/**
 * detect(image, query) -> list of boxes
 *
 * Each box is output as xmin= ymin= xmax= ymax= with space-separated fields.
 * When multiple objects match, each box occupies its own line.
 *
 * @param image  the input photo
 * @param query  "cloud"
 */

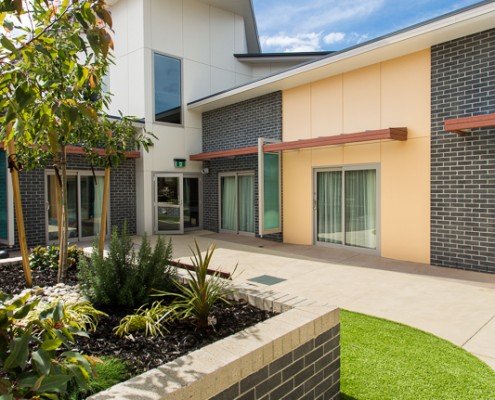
xmin=323 ymin=32 xmax=346 ymax=45
xmin=260 ymin=32 xmax=323 ymax=52
xmin=255 ymin=0 xmax=385 ymax=37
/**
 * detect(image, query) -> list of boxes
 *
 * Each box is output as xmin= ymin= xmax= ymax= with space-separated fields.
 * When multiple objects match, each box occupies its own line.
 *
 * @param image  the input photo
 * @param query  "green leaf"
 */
xmin=32 ymin=348 xmax=51 ymax=375
xmin=3 ymin=329 xmax=30 ymax=370
xmin=35 ymin=374 xmax=70 ymax=394
xmin=41 ymin=338 xmax=63 ymax=351
xmin=13 ymin=302 xmax=35 ymax=319
xmin=0 ymin=393 xmax=13 ymax=400
xmin=53 ymin=301 xmax=64 ymax=322
xmin=66 ymin=364 xmax=89 ymax=388
xmin=0 ymin=36 xmax=16 ymax=53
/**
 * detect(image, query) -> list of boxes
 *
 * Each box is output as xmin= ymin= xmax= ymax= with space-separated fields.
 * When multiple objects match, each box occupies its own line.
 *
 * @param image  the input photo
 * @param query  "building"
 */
xmin=1 ymin=0 xmax=494 ymax=274
xmin=189 ymin=0 xmax=495 ymax=273
xmin=0 ymin=0 xmax=322 ymax=250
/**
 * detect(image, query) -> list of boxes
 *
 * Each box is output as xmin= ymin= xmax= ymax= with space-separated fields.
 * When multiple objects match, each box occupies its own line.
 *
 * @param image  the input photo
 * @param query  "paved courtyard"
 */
xmin=139 ymin=230 xmax=495 ymax=371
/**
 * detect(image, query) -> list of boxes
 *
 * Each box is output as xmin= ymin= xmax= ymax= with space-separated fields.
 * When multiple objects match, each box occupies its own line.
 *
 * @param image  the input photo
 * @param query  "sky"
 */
xmin=252 ymin=0 xmax=482 ymax=52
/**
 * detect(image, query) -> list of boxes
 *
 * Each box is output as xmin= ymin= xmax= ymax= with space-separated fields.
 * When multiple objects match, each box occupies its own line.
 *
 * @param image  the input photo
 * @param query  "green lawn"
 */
xmin=340 ymin=310 xmax=495 ymax=400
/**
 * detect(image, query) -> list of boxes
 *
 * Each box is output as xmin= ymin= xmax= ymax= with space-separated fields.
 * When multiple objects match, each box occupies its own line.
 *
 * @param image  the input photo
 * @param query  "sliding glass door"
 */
xmin=315 ymin=166 xmax=378 ymax=251
xmin=46 ymin=172 xmax=106 ymax=242
xmin=220 ymin=172 xmax=255 ymax=235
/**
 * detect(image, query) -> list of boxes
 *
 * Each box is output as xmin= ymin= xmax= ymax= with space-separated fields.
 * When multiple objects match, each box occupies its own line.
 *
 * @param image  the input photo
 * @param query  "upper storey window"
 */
xmin=154 ymin=52 xmax=182 ymax=125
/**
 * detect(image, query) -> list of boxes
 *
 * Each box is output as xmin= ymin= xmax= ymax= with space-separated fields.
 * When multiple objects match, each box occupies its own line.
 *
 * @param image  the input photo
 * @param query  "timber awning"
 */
xmin=65 ymin=145 xmax=141 ymax=159
xmin=190 ymin=127 xmax=407 ymax=161
xmin=0 ymin=144 xmax=141 ymax=159
xmin=444 ymin=113 xmax=495 ymax=134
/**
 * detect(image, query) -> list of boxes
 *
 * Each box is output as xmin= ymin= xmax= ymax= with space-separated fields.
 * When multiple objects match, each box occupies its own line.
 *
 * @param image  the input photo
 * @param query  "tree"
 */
xmin=0 ymin=0 xmax=152 ymax=283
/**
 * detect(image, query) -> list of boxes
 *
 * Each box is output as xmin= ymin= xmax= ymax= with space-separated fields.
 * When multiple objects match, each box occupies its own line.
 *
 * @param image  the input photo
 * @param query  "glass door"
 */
xmin=183 ymin=176 xmax=200 ymax=230
xmin=220 ymin=175 xmax=236 ymax=231
xmin=155 ymin=174 xmax=183 ymax=234
xmin=219 ymin=172 xmax=255 ymax=235
xmin=47 ymin=174 xmax=79 ymax=241
xmin=238 ymin=174 xmax=255 ymax=234
xmin=315 ymin=170 xmax=342 ymax=244
xmin=80 ymin=175 xmax=105 ymax=238
xmin=314 ymin=167 xmax=378 ymax=251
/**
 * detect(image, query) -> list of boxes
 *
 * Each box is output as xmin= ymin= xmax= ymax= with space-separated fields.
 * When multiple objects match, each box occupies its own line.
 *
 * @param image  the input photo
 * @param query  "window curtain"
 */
xmin=316 ymin=171 xmax=342 ymax=244
xmin=238 ymin=175 xmax=254 ymax=233
xmin=345 ymin=170 xmax=376 ymax=249
xmin=221 ymin=176 xmax=236 ymax=231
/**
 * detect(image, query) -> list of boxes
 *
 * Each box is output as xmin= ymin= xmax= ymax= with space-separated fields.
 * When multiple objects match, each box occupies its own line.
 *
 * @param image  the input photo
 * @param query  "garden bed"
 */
xmin=0 ymin=262 xmax=78 ymax=294
xmin=0 ymin=262 xmax=274 ymax=378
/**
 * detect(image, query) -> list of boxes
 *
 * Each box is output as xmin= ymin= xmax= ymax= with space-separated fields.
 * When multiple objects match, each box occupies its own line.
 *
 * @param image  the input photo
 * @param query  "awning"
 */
xmin=444 ymin=112 xmax=495 ymax=134
xmin=190 ymin=127 xmax=407 ymax=161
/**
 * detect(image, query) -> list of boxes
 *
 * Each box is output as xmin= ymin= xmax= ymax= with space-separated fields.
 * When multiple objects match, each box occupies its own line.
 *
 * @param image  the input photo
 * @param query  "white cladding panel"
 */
xmin=108 ymin=0 xmax=296 ymax=234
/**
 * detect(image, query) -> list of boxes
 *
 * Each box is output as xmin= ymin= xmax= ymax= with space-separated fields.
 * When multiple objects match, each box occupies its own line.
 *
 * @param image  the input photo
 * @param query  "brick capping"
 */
xmin=444 ymin=113 xmax=495 ymax=134
xmin=89 ymin=280 xmax=340 ymax=400
xmin=191 ymin=127 xmax=408 ymax=161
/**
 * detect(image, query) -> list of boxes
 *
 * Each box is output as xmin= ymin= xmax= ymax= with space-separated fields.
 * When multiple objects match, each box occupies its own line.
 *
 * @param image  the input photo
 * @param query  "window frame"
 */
xmin=313 ymin=163 xmax=381 ymax=254
xmin=152 ymin=50 xmax=184 ymax=127
xmin=44 ymin=170 xmax=110 ymax=244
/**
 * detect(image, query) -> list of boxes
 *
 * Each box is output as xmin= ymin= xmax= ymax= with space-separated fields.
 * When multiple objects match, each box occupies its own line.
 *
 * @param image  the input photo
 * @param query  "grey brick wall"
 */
xmin=2 ymin=154 xmax=136 ymax=251
xmin=202 ymin=92 xmax=283 ymax=240
xmin=431 ymin=28 xmax=495 ymax=273
xmin=210 ymin=324 xmax=340 ymax=400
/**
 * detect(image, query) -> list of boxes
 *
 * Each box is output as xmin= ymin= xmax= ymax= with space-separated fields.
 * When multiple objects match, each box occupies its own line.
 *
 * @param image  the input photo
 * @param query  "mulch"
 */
xmin=75 ymin=301 xmax=273 ymax=376
xmin=0 ymin=262 xmax=78 ymax=294
xmin=0 ymin=262 xmax=274 ymax=378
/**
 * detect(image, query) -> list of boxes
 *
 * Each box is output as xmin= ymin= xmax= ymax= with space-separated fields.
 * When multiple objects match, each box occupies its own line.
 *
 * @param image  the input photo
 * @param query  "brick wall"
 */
xmin=202 ymin=92 xmax=282 ymax=240
xmin=210 ymin=324 xmax=340 ymax=400
xmin=431 ymin=28 xmax=495 ymax=273
xmin=3 ymin=154 xmax=136 ymax=250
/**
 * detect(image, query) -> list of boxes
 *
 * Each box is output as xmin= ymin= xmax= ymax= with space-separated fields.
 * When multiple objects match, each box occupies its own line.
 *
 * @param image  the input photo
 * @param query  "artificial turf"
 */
xmin=340 ymin=310 xmax=495 ymax=400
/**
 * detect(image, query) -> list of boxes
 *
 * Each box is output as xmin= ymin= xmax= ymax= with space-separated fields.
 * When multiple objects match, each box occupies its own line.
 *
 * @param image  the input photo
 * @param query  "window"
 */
xmin=262 ymin=152 xmax=281 ymax=233
xmin=154 ymin=53 xmax=182 ymax=124
xmin=315 ymin=167 xmax=378 ymax=251
xmin=46 ymin=171 xmax=107 ymax=242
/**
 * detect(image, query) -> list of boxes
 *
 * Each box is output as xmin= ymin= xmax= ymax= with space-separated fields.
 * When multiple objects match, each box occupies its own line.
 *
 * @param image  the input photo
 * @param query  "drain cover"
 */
xmin=248 ymin=275 xmax=286 ymax=286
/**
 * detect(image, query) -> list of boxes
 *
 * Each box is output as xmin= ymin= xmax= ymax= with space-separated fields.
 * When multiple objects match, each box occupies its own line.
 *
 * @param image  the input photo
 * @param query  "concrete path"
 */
xmin=137 ymin=231 xmax=495 ymax=370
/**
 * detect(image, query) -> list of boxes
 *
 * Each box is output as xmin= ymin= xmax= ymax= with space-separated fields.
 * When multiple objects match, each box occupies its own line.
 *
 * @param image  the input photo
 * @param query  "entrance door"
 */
xmin=219 ymin=172 xmax=255 ymax=235
xmin=155 ymin=174 xmax=183 ymax=234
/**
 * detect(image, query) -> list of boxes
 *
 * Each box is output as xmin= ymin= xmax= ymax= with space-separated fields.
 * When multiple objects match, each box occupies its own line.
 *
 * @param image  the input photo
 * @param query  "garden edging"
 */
xmin=89 ymin=282 xmax=340 ymax=400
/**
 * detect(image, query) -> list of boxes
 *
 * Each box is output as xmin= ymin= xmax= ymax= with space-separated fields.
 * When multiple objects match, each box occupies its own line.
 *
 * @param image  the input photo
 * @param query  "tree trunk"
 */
xmin=56 ymin=147 xmax=69 ymax=283
xmin=6 ymin=139 xmax=32 ymax=288
xmin=98 ymin=166 xmax=110 ymax=257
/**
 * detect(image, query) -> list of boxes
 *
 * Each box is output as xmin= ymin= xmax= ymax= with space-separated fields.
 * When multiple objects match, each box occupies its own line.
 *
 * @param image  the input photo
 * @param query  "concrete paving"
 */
xmin=135 ymin=230 xmax=495 ymax=370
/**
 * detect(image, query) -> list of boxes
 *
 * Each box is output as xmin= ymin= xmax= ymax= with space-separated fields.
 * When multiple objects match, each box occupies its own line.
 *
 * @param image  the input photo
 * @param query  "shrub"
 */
xmin=78 ymin=224 xmax=175 ymax=309
xmin=156 ymin=240 xmax=232 ymax=329
xmin=30 ymin=244 xmax=83 ymax=270
xmin=0 ymin=291 xmax=96 ymax=399
xmin=28 ymin=301 xmax=107 ymax=334
xmin=68 ymin=357 xmax=129 ymax=400
xmin=114 ymin=301 xmax=174 ymax=337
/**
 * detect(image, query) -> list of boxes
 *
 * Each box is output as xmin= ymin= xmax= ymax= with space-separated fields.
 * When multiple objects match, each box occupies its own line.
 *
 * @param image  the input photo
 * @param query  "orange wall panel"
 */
xmin=281 ymin=50 xmax=431 ymax=264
